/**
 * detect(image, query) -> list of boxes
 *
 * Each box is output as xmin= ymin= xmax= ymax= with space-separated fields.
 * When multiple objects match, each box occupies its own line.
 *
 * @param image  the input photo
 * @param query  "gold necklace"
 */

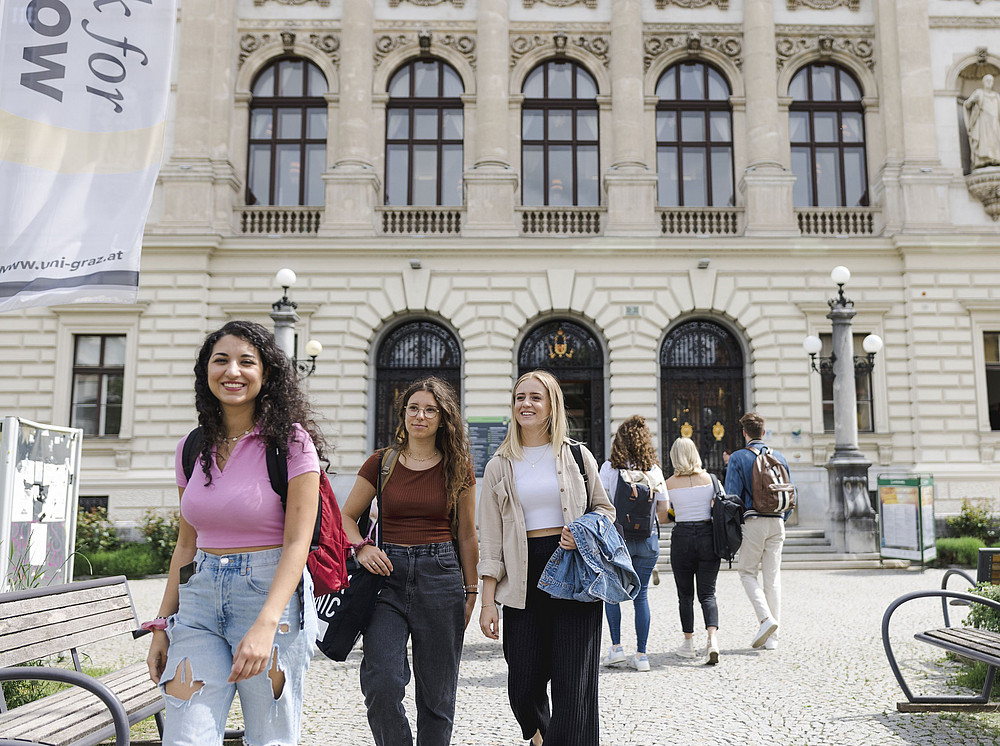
xmin=405 ymin=450 xmax=438 ymax=463
xmin=226 ymin=427 xmax=252 ymax=442
xmin=524 ymin=444 xmax=551 ymax=468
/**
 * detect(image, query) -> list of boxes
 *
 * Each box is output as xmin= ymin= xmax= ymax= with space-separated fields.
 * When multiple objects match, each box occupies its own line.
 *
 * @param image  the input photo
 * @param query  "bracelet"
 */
xmin=465 ymin=590 xmax=478 ymax=595
xmin=350 ymin=538 xmax=374 ymax=559
xmin=140 ymin=617 xmax=168 ymax=631
xmin=463 ymin=584 xmax=478 ymax=591
xmin=481 ymin=603 xmax=496 ymax=608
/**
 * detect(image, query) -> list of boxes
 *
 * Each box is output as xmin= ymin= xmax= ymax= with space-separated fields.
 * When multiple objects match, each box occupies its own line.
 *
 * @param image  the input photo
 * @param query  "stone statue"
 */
xmin=964 ymin=74 xmax=1000 ymax=169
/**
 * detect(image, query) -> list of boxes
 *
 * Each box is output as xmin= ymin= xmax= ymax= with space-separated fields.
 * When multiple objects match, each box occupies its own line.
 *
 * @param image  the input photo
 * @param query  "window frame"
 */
xmin=818 ymin=332 xmax=875 ymax=434
xmin=520 ymin=60 xmax=601 ymax=207
xmin=246 ymin=56 xmax=328 ymax=207
xmin=70 ymin=334 xmax=126 ymax=437
xmin=789 ymin=63 xmax=869 ymax=208
xmin=384 ymin=58 xmax=465 ymax=207
xmin=654 ymin=61 xmax=735 ymax=208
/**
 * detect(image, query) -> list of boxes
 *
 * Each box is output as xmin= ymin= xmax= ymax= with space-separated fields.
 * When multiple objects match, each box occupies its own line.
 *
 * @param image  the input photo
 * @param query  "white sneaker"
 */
xmin=751 ymin=618 xmax=778 ymax=649
xmin=764 ymin=637 xmax=778 ymax=650
xmin=603 ymin=644 xmax=626 ymax=666
xmin=706 ymin=636 xmax=720 ymax=665
xmin=675 ymin=637 xmax=698 ymax=659
xmin=628 ymin=653 xmax=650 ymax=672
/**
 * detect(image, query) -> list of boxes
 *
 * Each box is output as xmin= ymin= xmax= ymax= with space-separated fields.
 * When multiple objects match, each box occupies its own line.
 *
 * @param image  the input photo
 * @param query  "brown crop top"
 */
xmin=358 ymin=452 xmax=474 ymax=545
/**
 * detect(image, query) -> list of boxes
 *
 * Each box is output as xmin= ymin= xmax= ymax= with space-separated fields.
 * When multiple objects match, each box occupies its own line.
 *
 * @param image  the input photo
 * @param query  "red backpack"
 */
xmin=181 ymin=427 xmax=349 ymax=596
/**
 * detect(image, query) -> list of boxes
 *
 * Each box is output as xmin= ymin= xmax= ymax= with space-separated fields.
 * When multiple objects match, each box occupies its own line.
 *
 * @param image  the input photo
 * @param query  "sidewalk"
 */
xmin=105 ymin=567 xmax=999 ymax=745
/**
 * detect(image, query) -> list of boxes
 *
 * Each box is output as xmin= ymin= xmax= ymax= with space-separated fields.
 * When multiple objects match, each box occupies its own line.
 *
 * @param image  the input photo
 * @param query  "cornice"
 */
xmin=786 ymin=0 xmax=858 ymax=10
xmin=253 ymin=0 xmax=329 ymax=6
xmin=655 ymin=0 xmax=729 ymax=9
xmin=523 ymin=0 xmax=598 ymax=8
xmin=388 ymin=0 xmax=465 ymax=7
xmin=930 ymin=16 xmax=1000 ymax=29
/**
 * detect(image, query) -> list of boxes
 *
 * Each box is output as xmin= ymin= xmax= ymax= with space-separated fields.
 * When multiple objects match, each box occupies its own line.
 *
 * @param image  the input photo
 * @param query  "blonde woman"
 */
xmin=478 ymin=370 xmax=615 ymax=746
xmin=660 ymin=437 xmax=721 ymax=664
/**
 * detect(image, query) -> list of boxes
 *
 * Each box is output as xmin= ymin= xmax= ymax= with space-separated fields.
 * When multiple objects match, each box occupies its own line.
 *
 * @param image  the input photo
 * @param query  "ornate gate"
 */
xmin=375 ymin=320 xmax=461 ymax=449
xmin=660 ymin=320 xmax=745 ymax=479
xmin=519 ymin=319 xmax=606 ymax=463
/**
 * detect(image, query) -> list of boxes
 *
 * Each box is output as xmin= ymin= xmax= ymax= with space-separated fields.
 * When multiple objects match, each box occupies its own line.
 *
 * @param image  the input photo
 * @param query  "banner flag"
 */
xmin=0 ymin=0 xmax=177 ymax=313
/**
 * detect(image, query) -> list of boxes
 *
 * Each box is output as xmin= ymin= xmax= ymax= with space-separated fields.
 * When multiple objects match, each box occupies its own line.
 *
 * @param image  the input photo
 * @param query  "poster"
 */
xmin=877 ymin=474 xmax=936 ymax=563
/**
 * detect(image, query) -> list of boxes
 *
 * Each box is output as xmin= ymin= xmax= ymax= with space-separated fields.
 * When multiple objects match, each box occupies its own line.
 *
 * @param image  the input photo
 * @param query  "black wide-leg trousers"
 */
xmin=502 ymin=535 xmax=602 ymax=746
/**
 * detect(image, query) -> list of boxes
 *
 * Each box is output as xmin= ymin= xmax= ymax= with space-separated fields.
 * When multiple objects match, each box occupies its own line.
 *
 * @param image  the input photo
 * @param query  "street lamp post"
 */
xmin=270 ymin=268 xmax=322 ymax=378
xmin=803 ymin=266 xmax=883 ymax=554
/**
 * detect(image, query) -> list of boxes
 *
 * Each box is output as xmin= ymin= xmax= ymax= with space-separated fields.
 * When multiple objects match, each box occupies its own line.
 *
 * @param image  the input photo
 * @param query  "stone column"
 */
xmin=322 ymin=0 xmax=378 ymax=235
xmin=604 ymin=0 xmax=659 ymax=236
xmin=825 ymin=294 xmax=877 ymax=555
xmin=739 ymin=0 xmax=797 ymax=236
xmin=462 ymin=0 xmax=519 ymax=236
xmin=156 ymin=0 xmax=239 ymax=233
xmin=873 ymin=0 xmax=949 ymax=232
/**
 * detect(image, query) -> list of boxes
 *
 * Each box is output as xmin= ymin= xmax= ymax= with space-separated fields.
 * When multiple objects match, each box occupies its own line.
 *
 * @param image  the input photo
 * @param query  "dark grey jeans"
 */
xmin=360 ymin=541 xmax=465 ymax=746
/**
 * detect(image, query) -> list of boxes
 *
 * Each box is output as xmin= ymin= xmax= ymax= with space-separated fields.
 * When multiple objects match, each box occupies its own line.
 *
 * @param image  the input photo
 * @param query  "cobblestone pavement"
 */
xmin=97 ymin=567 xmax=1000 ymax=745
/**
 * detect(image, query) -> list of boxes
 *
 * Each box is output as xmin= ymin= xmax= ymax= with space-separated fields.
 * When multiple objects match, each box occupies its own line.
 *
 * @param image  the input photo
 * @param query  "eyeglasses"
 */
xmin=405 ymin=405 xmax=439 ymax=419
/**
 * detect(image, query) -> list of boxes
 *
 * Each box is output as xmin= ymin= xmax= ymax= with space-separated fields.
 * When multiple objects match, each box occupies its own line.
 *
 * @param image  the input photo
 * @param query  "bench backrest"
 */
xmin=0 ymin=576 xmax=139 ymax=669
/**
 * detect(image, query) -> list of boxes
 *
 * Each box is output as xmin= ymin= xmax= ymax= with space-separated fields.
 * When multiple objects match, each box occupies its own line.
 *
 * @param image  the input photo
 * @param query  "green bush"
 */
xmin=935 ymin=536 xmax=985 ymax=566
xmin=950 ymin=582 xmax=1000 ymax=699
xmin=140 ymin=509 xmax=179 ymax=565
xmin=75 ymin=507 xmax=120 ymax=555
xmin=947 ymin=500 xmax=1000 ymax=544
xmin=83 ymin=543 xmax=163 ymax=578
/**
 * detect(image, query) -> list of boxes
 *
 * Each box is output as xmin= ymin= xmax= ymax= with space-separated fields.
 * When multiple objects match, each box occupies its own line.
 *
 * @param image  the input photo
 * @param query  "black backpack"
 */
xmin=612 ymin=469 xmax=656 ymax=540
xmin=710 ymin=474 xmax=744 ymax=568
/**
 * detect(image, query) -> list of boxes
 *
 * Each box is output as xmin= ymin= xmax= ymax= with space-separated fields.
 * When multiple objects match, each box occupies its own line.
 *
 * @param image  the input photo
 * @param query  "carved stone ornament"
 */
xmin=239 ymin=32 xmax=341 ymax=67
xmin=787 ymin=0 xmax=859 ymax=10
xmin=510 ymin=33 xmax=610 ymax=68
xmin=374 ymin=32 xmax=476 ymax=68
xmin=655 ymin=0 xmax=728 ymax=9
xmin=254 ymin=0 xmax=329 ymax=6
xmin=389 ymin=0 xmax=465 ymax=7
xmin=524 ymin=0 xmax=598 ymax=8
xmin=966 ymin=166 xmax=1000 ymax=221
xmin=644 ymin=31 xmax=743 ymax=71
xmin=775 ymin=30 xmax=874 ymax=71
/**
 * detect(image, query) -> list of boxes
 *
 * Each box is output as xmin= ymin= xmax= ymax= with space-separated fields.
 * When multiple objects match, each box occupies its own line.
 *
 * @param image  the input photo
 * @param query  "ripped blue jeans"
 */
xmin=160 ymin=548 xmax=317 ymax=746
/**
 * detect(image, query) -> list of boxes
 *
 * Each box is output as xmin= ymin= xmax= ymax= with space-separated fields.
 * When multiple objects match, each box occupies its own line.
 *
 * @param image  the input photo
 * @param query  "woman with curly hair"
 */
xmin=146 ymin=320 xmax=328 ymax=745
xmin=340 ymin=376 xmax=478 ymax=746
xmin=598 ymin=415 xmax=668 ymax=672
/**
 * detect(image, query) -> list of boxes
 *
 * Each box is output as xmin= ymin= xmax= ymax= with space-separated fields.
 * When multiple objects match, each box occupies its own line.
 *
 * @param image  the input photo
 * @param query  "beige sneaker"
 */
xmin=675 ymin=637 xmax=698 ymax=659
xmin=628 ymin=653 xmax=651 ymax=672
xmin=706 ymin=635 xmax=720 ymax=665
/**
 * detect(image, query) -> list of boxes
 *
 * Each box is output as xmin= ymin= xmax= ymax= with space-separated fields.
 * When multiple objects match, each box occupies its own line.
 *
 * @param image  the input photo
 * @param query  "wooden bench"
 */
xmin=882 ymin=588 xmax=1000 ymax=711
xmin=0 ymin=575 xmax=164 ymax=746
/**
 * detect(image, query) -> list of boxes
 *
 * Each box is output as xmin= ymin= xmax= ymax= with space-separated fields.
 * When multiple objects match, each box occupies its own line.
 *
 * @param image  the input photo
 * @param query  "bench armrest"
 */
xmin=0 ymin=666 xmax=131 ymax=745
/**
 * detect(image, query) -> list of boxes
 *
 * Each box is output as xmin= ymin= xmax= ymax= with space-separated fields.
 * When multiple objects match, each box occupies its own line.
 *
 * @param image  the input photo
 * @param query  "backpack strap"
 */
xmin=181 ymin=427 xmax=204 ymax=482
xmin=267 ymin=445 xmax=289 ymax=505
xmin=709 ymin=473 xmax=724 ymax=501
xmin=569 ymin=442 xmax=590 ymax=501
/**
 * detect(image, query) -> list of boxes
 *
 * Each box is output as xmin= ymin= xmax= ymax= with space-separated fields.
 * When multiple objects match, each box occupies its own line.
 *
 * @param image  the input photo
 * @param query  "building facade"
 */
xmin=2 ymin=0 xmax=1000 ymax=535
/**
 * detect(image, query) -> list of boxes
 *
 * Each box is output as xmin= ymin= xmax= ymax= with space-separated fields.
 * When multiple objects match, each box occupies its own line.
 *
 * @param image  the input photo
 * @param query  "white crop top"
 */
xmin=669 ymin=482 xmax=715 ymax=522
xmin=513 ymin=444 xmax=564 ymax=531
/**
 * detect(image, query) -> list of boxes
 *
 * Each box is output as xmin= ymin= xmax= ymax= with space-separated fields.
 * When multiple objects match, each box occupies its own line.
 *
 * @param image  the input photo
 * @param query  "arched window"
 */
xmin=247 ymin=57 xmax=328 ymax=206
xmin=655 ymin=61 xmax=734 ymax=207
xmin=385 ymin=59 xmax=464 ymax=206
xmin=789 ymin=63 xmax=868 ymax=207
xmin=374 ymin=320 xmax=462 ymax=449
xmin=521 ymin=61 xmax=600 ymax=207
xmin=660 ymin=320 xmax=744 ymax=478
xmin=518 ymin=319 xmax=605 ymax=462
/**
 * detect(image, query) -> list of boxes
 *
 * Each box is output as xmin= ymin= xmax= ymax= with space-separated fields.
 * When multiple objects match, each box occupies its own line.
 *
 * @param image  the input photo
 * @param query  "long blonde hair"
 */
xmin=494 ymin=370 xmax=568 ymax=461
xmin=669 ymin=437 xmax=706 ymax=476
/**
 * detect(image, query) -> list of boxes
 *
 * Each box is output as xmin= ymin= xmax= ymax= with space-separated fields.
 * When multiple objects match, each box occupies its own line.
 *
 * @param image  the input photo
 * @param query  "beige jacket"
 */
xmin=477 ymin=441 xmax=615 ymax=609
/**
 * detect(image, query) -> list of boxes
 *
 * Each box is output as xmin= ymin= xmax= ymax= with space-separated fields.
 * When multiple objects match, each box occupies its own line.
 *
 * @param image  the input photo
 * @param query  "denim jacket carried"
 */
xmin=537 ymin=512 xmax=639 ymax=604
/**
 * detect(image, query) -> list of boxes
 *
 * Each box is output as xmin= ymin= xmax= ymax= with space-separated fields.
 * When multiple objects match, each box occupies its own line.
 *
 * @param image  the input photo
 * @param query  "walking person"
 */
xmin=340 ymin=376 xmax=478 ymax=746
xmin=724 ymin=412 xmax=793 ymax=650
xmin=662 ymin=437 xmax=721 ymax=664
xmin=599 ymin=415 xmax=668 ymax=672
xmin=146 ymin=320 xmax=325 ymax=746
xmin=478 ymin=370 xmax=615 ymax=746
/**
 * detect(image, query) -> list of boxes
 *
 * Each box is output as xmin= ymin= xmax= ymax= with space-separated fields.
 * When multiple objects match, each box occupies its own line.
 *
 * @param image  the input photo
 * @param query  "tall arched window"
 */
xmin=789 ymin=63 xmax=868 ymax=207
xmin=521 ymin=60 xmax=600 ymax=207
xmin=247 ymin=57 xmax=328 ymax=206
xmin=655 ymin=61 xmax=734 ymax=207
xmin=374 ymin=320 xmax=462 ymax=449
xmin=385 ymin=59 xmax=464 ymax=206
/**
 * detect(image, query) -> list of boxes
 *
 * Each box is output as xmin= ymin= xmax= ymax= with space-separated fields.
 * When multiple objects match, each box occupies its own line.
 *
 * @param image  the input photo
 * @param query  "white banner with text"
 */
xmin=0 ymin=0 xmax=176 ymax=312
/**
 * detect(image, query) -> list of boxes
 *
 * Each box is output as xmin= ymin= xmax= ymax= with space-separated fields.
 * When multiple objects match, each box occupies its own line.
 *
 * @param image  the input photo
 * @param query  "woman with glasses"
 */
xmin=340 ymin=377 xmax=478 ymax=746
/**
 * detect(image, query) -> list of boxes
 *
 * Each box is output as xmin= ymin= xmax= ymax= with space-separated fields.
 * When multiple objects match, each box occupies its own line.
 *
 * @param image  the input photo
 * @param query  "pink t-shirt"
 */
xmin=175 ymin=424 xmax=319 ymax=549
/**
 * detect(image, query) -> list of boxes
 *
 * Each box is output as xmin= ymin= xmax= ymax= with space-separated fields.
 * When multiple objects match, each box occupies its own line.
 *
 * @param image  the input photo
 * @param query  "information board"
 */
xmin=467 ymin=417 xmax=509 ymax=477
xmin=877 ymin=473 xmax=935 ymax=563
xmin=0 ymin=418 xmax=83 ymax=590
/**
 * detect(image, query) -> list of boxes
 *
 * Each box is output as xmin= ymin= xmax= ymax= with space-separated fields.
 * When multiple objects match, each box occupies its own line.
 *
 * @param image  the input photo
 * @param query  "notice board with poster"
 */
xmin=468 ymin=417 xmax=510 ymax=477
xmin=877 ymin=473 xmax=936 ymax=564
xmin=0 ymin=418 xmax=83 ymax=590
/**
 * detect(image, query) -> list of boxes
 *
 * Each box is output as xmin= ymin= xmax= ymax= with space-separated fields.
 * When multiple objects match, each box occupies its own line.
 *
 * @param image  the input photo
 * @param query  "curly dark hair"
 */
xmin=608 ymin=415 xmax=659 ymax=471
xmin=191 ymin=320 xmax=329 ymax=485
xmin=388 ymin=376 xmax=471 ymax=521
